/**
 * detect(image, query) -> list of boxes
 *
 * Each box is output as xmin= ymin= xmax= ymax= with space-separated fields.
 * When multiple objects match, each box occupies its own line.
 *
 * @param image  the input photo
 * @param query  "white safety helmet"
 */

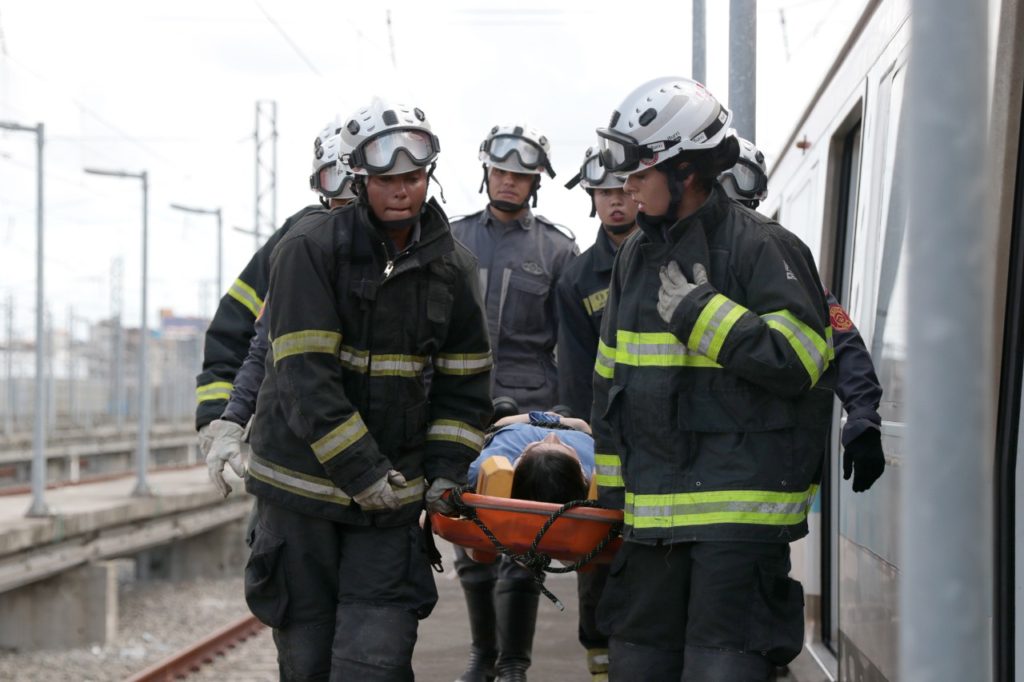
xmin=597 ymin=76 xmax=732 ymax=177
xmin=479 ymin=124 xmax=555 ymax=178
xmin=718 ymin=132 xmax=768 ymax=208
xmin=339 ymin=97 xmax=440 ymax=176
xmin=309 ymin=117 xmax=357 ymax=202
xmin=565 ymin=145 xmax=624 ymax=191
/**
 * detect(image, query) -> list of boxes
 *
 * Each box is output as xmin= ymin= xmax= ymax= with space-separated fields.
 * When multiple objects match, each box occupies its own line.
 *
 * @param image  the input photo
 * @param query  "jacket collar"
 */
xmin=591 ymin=227 xmax=618 ymax=274
xmin=636 ymin=183 xmax=730 ymax=245
xmin=483 ymin=205 xmax=537 ymax=230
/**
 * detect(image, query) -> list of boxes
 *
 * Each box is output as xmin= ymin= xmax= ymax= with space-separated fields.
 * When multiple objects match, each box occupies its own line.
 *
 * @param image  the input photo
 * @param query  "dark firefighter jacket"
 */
xmin=555 ymin=227 xmax=618 ymax=419
xmin=247 ymin=199 xmax=493 ymax=526
xmin=451 ymin=208 xmax=578 ymax=411
xmin=194 ymin=205 xmax=320 ymax=430
xmin=591 ymin=187 xmax=835 ymax=544
xmin=825 ymin=290 xmax=883 ymax=445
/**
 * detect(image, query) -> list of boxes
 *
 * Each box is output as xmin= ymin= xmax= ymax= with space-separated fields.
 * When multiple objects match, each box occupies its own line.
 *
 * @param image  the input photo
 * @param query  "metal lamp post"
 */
xmin=170 ymin=203 xmax=223 ymax=299
xmin=1 ymin=119 xmax=49 ymax=517
xmin=84 ymin=167 xmax=151 ymax=496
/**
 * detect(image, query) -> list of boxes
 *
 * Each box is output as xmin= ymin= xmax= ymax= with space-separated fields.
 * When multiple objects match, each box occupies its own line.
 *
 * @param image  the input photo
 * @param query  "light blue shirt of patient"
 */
xmin=467 ymin=423 xmax=596 ymax=488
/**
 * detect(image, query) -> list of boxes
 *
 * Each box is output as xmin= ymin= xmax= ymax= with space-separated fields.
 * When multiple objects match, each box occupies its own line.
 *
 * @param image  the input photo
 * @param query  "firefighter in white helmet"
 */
xmin=591 ymin=77 xmax=833 ymax=680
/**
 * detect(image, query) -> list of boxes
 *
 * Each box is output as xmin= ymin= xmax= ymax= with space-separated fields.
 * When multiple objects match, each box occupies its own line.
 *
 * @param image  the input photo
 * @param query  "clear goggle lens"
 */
xmin=724 ymin=158 xmax=766 ymax=198
xmin=318 ymin=163 xmax=353 ymax=197
xmin=482 ymin=135 xmax=543 ymax=168
xmin=359 ymin=129 xmax=437 ymax=172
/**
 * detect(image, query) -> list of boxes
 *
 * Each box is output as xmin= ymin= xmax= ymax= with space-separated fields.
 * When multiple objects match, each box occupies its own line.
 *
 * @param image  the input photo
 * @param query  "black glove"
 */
xmin=843 ymin=428 xmax=885 ymax=492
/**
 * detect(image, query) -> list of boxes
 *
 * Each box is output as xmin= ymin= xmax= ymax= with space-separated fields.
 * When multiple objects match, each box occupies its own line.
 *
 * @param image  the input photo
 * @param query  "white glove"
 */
xmin=353 ymin=469 xmax=408 ymax=511
xmin=657 ymin=261 xmax=708 ymax=324
xmin=425 ymin=478 xmax=461 ymax=516
xmin=205 ymin=419 xmax=246 ymax=497
xmin=197 ymin=424 xmax=215 ymax=457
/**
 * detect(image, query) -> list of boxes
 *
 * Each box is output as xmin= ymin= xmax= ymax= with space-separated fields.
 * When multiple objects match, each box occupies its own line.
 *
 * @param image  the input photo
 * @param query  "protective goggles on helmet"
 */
xmin=345 ymin=128 xmax=440 ymax=175
xmin=310 ymin=161 xmax=354 ymax=198
xmin=480 ymin=134 xmax=555 ymax=177
xmin=721 ymin=156 xmax=768 ymax=200
xmin=596 ymin=128 xmax=683 ymax=175
xmin=565 ymin=149 xmax=623 ymax=190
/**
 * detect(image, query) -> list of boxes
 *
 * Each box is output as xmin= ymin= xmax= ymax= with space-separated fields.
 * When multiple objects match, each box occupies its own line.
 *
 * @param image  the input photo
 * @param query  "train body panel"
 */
xmin=762 ymin=0 xmax=1023 ymax=678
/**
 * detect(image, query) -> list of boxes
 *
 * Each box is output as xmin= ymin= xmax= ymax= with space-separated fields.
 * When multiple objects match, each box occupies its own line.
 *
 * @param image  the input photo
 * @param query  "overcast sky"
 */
xmin=0 ymin=0 xmax=868 ymax=336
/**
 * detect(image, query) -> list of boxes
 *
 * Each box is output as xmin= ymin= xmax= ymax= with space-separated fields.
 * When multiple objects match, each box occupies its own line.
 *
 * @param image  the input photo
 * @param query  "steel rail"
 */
xmin=124 ymin=613 xmax=264 ymax=682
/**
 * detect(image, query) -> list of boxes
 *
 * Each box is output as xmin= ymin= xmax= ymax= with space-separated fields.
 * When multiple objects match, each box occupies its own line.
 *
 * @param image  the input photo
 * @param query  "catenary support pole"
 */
xmin=692 ymin=0 xmax=706 ymax=85
xmin=901 ymin=0 xmax=991 ymax=679
xmin=728 ymin=0 xmax=757 ymax=142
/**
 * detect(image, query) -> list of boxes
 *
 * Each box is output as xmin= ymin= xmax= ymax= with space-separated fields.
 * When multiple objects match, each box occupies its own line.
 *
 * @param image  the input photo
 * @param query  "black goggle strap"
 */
xmin=427 ymin=161 xmax=447 ymax=204
xmin=531 ymin=175 xmax=541 ymax=208
xmin=564 ymin=171 xmax=582 ymax=190
xmin=478 ymin=164 xmax=488 ymax=194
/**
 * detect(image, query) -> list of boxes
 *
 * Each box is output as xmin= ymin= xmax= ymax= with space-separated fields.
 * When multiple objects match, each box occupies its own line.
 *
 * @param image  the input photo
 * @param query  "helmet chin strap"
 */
xmin=651 ymin=162 xmax=699 ymax=220
xmin=481 ymin=165 xmax=542 ymax=212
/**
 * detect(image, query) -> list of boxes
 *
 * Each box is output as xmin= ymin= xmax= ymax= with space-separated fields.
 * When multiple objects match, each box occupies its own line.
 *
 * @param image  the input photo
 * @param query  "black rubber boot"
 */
xmin=494 ymin=579 xmax=540 ymax=682
xmin=455 ymin=581 xmax=497 ymax=682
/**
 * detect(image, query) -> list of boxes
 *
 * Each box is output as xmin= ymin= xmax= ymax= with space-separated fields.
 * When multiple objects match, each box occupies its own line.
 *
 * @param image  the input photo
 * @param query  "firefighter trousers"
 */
xmin=596 ymin=540 xmax=804 ymax=681
xmin=244 ymin=498 xmax=438 ymax=681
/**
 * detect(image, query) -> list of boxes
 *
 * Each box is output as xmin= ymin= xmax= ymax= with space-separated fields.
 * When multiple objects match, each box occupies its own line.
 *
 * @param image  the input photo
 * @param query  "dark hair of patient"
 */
xmin=511 ymin=449 xmax=589 ymax=503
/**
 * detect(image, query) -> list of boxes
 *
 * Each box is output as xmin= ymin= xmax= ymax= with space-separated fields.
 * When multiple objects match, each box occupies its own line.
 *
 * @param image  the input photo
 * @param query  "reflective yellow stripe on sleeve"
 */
xmin=271 ymin=330 xmax=342 ymax=364
xmin=427 ymin=419 xmax=485 ymax=451
xmin=311 ymin=413 xmax=369 ymax=465
xmin=435 ymin=352 xmax=492 ymax=376
xmin=595 ymin=339 xmax=616 ymax=379
xmin=623 ymin=485 xmax=818 ymax=529
xmin=227 ymin=278 xmax=263 ymax=317
xmin=594 ymin=453 xmax=624 ymax=488
xmin=196 ymin=381 xmax=232 ymax=403
xmin=762 ymin=310 xmax=830 ymax=385
xmin=686 ymin=294 xmax=749 ymax=362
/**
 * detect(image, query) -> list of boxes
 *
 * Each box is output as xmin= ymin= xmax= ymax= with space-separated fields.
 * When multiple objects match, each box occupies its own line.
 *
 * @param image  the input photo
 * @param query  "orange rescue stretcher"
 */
xmin=429 ymin=455 xmax=623 ymax=567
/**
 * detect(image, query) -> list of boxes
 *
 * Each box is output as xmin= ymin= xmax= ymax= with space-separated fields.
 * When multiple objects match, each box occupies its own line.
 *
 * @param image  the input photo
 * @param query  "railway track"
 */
xmin=125 ymin=614 xmax=272 ymax=681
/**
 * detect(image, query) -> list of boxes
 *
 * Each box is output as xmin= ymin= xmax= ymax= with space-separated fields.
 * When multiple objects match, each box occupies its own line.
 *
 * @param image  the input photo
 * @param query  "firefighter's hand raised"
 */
xmin=658 ymin=261 xmax=708 ymax=323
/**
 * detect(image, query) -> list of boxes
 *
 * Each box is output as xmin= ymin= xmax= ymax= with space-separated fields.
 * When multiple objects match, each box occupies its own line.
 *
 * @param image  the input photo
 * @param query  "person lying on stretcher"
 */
xmin=467 ymin=411 xmax=596 ymax=504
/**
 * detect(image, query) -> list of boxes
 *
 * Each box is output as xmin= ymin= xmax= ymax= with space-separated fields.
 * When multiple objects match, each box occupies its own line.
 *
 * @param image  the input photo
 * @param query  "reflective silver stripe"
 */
xmin=249 ymin=455 xmax=353 ymax=505
xmin=196 ymin=381 xmax=232 ymax=403
xmin=427 ymin=420 xmax=485 ymax=450
xmin=339 ymin=345 xmax=370 ymax=372
xmin=249 ymin=454 xmax=426 ymax=509
xmin=227 ymin=278 xmax=263 ymax=317
xmin=688 ymin=296 xmax=745 ymax=360
xmin=762 ymin=312 xmax=828 ymax=382
xmin=312 ymin=413 xmax=369 ymax=464
xmin=595 ymin=340 xmax=615 ymax=379
xmin=435 ymin=352 xmax=493 ymax=375
xmin=594 ymin=453 xmax=623 ymax=487
xmin=614 ymin=331 xmax=721 ymax=368
xmin=622 ymin=486 xmax=817 ymax=529
xmin=271 ymin=330 xmax=342 ymax=363
xmin=370 ymin=354 xmax=428 ymax=377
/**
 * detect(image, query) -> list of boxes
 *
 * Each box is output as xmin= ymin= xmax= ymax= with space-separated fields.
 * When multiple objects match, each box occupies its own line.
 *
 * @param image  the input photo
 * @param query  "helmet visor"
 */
xmin=480 ymin=134 xmax=545 ymax=170
xmin=352 ymin=128 xmax=439 ymax=174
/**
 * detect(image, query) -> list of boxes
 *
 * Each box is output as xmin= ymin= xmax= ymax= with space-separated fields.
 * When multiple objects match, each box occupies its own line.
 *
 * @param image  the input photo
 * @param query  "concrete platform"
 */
xmin=0 ymin=466 xmax=251 ymax=651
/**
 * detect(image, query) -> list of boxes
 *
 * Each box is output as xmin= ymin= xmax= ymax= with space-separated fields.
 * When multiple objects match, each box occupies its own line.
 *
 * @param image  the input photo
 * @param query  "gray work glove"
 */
xmin=657 ymin=261 xmax=708 ymax=324
xmin=353 ymin=469 xmax=408 ymax=511
xmin=197 ymin=423 xmax=215 ymax=457
xmin=205 ymin=419 xmax=246 ymax=497
xmin=425 ymin=478 xmax=460 ymax=516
